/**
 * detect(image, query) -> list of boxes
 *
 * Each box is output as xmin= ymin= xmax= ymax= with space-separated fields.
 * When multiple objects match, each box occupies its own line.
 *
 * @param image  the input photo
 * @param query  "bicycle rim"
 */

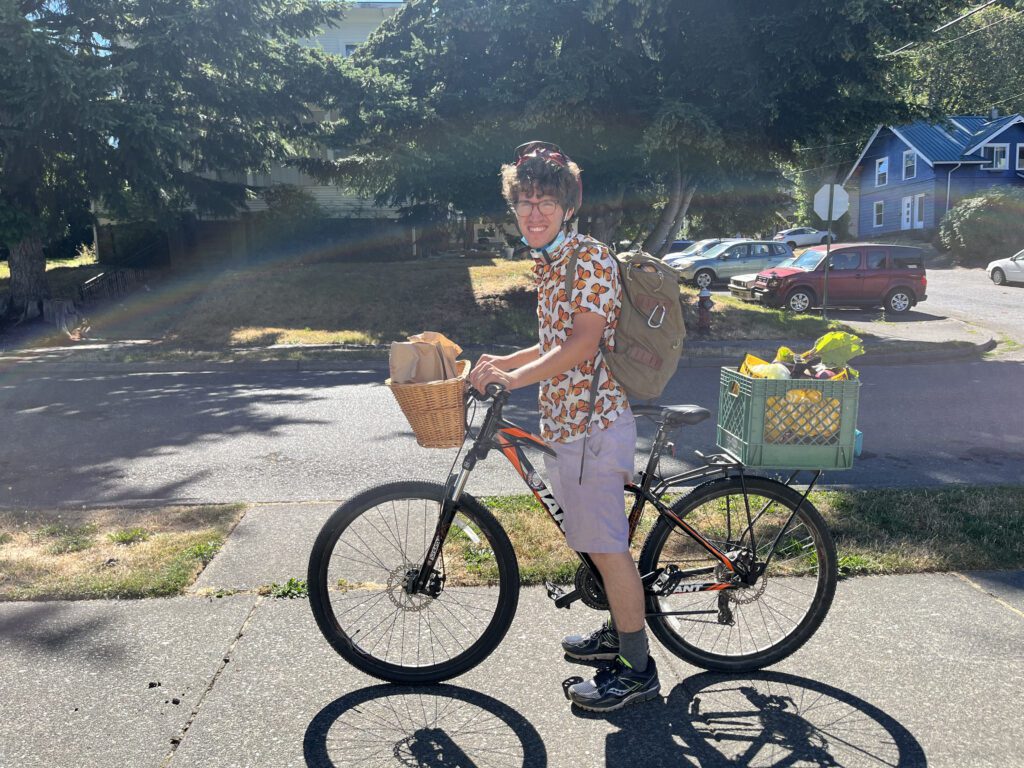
xmin=641 ymin=476 xmax=837 ymax=671
xmin=308 ymin=482 xmax=519 ymax=684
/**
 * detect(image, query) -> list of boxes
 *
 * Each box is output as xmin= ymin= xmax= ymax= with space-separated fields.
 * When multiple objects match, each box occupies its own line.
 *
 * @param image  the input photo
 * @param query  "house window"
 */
xmin=873 ymin=201 xmax=884 ymax=227
xmin=1017 ymin=144 xmax=1024 ymax=171
xmin=982 ymin=144 xmax=1009 ymax=170
xmin=915 ymin=193 xmax=926 ymax=228
xmin=875 ymin=158 xmax=888 ymax=187
xmin=903 ymin=150 xmax=917 ymax=180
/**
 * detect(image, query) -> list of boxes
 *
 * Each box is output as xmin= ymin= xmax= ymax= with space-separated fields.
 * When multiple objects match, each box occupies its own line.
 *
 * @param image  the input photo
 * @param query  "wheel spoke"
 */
xmin=643 ymin=478 xmax=836 ymax=670
xmin=309 ymin=484 xmax=518 ymax=682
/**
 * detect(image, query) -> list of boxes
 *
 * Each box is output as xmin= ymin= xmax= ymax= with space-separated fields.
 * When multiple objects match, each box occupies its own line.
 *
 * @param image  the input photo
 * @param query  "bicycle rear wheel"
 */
xmin=639 ymin=475 xmax=837 ymax=672
xmin=308 ymin=481 xmax=519 ymax=684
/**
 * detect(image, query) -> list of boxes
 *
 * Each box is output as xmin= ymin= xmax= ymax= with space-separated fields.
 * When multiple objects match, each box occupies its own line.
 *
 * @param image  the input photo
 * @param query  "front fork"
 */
xmin=410 ymin=458 xmax=475 ymax=596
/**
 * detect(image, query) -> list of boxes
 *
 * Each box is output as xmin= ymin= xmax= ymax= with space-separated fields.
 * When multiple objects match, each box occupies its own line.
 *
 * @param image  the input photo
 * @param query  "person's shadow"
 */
xmin=580 ymin=670 xmax=928 ymax=767
xmin=303 ymin=683 xmax=547 ymax=767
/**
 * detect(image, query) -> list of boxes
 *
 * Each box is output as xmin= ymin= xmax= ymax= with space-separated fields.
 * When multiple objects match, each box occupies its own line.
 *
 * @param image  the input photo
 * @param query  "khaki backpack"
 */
xmin=566 ymin=245 xmax=686 ymax=403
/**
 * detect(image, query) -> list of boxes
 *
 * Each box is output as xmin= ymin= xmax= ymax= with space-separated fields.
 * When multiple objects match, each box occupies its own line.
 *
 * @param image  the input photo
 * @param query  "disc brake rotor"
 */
xmin=386 ymin=564 xmax=433 ymax=612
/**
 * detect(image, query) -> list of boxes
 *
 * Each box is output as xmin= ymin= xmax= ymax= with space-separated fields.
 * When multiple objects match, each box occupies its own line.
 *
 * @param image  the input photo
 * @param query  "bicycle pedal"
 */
xmin=562 ymin=676 xmax=584 ymax=701
xmin=544 ymin=580 xmax=566 ymax=601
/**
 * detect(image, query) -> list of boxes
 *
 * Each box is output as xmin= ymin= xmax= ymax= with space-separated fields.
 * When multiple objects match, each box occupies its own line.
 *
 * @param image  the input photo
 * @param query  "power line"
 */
xmin=991 ymin=89 xmax=1024 ymax=108
xmin=883 ymin=0 xmax=1009 ymax=56
xmin=794 ymin=139 xmax=863 ymax=153
xmin=922 ymin=8 xmax=1023 ymax=52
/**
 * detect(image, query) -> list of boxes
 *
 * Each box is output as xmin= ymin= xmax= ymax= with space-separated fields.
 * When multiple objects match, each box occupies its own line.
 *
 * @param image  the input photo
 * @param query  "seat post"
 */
xmin=640 ymin=420 xmax=670 ymax=487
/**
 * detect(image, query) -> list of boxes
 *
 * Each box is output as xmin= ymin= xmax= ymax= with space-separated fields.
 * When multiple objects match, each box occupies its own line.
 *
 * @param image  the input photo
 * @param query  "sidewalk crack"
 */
xmin=161 ymin=595 xmax=264 ymax=766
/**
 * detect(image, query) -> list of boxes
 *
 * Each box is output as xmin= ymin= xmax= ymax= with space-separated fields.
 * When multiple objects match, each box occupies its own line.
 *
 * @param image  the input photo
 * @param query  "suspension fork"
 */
xmin=410 ymin=401 xmax=500 ymax=595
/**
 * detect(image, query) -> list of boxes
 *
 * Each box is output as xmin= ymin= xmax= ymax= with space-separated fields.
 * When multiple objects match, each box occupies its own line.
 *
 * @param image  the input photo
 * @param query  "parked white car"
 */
xmin=773 ymin=227 xmax=836 ymax=248
xmin=987 ymin=248 xmax=1024 ymax=286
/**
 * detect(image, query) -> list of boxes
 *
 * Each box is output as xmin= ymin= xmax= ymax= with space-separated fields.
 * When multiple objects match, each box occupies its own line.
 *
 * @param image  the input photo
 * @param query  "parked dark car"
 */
xmin=729 ymin=243 xmax=927 ymax=313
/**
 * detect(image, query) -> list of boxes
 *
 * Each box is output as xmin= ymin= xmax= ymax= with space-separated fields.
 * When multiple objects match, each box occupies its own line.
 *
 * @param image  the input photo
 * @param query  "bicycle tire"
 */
xmin=308 ymin=481 xmax=520 ymax=684
xmin=639 ymin=475 xmax=837 ymax=672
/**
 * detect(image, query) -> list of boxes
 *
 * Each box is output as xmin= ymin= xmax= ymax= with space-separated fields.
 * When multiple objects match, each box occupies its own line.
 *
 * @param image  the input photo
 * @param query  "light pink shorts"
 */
xmin=543 ymin=410 xmax=637 ymax=554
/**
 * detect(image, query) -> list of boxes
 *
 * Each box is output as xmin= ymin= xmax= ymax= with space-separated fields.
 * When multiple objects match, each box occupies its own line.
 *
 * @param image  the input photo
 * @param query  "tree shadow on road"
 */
xmin=0 ymin=368 xmax=380 ymax=507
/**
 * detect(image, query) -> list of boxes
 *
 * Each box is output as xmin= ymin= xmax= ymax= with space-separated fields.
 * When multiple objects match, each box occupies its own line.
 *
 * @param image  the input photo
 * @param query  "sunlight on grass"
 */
xmin=471 ymin=486 xmax=1024 ymax=585
xmin=0 ymin=504 xmax=244 ymax=600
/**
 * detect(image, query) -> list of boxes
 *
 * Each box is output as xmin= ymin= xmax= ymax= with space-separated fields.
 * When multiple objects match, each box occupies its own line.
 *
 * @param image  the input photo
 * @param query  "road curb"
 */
xmin=1 ymin=340 xmax=995 ymax=375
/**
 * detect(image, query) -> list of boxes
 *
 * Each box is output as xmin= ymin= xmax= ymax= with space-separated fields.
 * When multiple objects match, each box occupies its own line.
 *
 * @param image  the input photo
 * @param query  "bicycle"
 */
xmin=308 ymin=385 xmax=838 ymax=685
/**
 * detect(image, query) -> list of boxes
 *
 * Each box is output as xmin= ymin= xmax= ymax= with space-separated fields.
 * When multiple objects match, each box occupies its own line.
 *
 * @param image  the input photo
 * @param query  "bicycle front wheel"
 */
xmin=308 ymin=481 xmax=520 ymax=684
xmin=640 ymin=475 xmax=837 ymax=672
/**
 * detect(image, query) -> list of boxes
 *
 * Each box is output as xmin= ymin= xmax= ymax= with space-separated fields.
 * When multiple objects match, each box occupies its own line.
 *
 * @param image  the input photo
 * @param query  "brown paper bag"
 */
xmin=388 ymin=332 xmax=463 ymax=384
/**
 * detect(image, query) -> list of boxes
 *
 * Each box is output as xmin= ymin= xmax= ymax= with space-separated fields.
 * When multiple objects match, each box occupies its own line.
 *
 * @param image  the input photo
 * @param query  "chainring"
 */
xmin=574 ymin=564 xmax=609 ymax=611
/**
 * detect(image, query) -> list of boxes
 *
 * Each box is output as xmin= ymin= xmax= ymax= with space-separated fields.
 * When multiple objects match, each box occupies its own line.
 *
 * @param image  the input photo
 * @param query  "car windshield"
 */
xmin=701 ymin=242 xmax=734 ymax=259
xmin=785 ymin=248 xmax=825 ymax=270
xmin=676 ymin=239 xmax=719 ymax=257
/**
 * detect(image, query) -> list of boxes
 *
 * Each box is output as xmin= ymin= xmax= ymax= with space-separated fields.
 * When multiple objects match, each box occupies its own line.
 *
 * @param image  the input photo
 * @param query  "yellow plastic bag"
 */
xmin=739 ymin=354 xmax=770 ymax=377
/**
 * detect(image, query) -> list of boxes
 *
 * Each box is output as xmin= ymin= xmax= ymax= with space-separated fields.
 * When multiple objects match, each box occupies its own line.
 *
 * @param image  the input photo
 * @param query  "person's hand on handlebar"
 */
xmin=469 ymin=354 xmax=516 ymax=394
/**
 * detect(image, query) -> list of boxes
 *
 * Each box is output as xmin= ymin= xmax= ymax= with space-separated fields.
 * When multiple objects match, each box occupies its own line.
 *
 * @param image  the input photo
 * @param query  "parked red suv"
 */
xmin=729 ymin=243 xmax=927 ymax=313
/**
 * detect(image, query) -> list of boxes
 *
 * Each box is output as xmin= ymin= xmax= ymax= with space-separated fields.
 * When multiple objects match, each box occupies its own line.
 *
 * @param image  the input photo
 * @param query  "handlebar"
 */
xmin=468 ymin=382 xmax=508 ymax=402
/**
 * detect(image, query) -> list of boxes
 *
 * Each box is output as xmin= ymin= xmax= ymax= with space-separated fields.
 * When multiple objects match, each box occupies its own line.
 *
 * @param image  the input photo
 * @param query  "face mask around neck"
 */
xmin=524 ymin=229 xmax=568 ymax=258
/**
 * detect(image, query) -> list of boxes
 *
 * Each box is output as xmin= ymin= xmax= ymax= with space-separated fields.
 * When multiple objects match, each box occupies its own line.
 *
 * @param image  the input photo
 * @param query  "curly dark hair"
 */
xmin=500 ymin=154 xmax=582 ymax=213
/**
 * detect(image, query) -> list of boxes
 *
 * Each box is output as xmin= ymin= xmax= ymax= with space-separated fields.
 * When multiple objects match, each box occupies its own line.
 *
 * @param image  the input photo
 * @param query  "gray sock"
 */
xmin=617 ymin=629 xmax=649 ymax=673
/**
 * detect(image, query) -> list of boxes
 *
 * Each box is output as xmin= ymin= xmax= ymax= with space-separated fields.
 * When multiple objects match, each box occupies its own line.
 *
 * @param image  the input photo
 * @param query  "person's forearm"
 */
xmin=498 ymin=344 xmax=540 ymax=370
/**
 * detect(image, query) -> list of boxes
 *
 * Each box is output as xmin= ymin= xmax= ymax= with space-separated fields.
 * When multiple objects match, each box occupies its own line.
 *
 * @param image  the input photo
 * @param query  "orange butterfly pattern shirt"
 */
xmin=531 ymin=233 xmax=628 ymax=443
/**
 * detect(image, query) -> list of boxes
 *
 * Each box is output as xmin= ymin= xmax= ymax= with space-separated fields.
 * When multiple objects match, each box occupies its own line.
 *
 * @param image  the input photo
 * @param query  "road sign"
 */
xmin=814 ymin=184 xmax=849 ymax=221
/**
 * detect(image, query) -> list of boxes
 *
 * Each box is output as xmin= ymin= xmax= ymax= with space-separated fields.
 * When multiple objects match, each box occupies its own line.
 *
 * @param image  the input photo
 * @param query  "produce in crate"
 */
xmin=738 ymin=332 xmax=865 ymax=381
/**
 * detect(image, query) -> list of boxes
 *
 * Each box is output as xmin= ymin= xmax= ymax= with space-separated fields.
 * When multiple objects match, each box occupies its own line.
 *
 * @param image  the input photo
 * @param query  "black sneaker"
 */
xmin=561 ymin=622 xmax=619 ymax=661
xmin=568 ymin=655 xmax=660 ymax=712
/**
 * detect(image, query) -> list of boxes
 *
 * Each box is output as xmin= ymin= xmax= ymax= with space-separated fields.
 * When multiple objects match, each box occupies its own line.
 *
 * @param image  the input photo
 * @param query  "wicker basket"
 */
xmin=386 ymin=359 xmax=470 ymax=448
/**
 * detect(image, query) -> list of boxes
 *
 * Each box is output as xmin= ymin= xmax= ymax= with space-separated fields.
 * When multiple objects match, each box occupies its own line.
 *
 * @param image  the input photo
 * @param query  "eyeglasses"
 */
xmin=513 ymin=141 xmax=570 ymax=168
xmin=513 ymin=199 xmax=562 ymax=217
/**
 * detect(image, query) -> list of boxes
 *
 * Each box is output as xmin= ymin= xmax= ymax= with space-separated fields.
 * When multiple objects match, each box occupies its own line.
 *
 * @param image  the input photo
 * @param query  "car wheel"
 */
xmin=885 ymin=288 xmax=913 ymax=313
xmin=786 ymin=288 xmax=815 ymax=313
xmin=820 ymin=236 xmax=830 ymax=244
xmin=786 ymin=241 xmax=797 ymax=249
xmin=694 ymin=269 xmax=715 ymax=289
xmin=991 ymin=268 xmax=1006 ymax=286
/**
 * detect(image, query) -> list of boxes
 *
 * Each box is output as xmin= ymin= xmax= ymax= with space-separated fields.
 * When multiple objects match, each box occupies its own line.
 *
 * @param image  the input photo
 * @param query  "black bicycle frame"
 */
xmin=412 ymin=391 xmax=818 ymax=601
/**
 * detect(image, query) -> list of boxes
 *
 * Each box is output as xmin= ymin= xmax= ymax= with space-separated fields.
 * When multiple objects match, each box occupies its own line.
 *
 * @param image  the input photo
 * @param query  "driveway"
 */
xmin=923 ymin=265 xmax=1024 ymax=348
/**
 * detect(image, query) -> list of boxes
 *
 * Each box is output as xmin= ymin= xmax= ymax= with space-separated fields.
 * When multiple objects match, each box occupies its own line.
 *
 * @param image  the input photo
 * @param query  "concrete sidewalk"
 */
xmin=2 ymin=501 xmax=1022 ymax=767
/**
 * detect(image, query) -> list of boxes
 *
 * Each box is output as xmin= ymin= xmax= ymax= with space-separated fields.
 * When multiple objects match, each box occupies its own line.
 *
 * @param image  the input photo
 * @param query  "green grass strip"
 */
xmin=482 ymin=485 xmax=1024 ymax=584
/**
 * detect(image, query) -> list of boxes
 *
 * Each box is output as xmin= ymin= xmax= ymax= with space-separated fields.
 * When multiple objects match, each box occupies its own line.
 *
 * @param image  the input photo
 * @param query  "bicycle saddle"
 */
xmin=632 ymin=404 xmax=711 ymax=428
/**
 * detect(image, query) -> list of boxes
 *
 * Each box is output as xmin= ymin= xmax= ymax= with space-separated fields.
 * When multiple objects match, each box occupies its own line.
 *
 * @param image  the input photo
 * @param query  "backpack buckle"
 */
xmin=647 ymin=304 xmax=666 ymax=328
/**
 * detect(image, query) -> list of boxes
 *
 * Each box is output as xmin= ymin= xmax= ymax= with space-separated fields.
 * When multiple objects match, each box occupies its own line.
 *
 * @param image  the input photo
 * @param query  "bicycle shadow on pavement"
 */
xmin=303 ymin=682 xmax=547 ymax=767
xmin=578 ymin=670 xmax=928 ymax=767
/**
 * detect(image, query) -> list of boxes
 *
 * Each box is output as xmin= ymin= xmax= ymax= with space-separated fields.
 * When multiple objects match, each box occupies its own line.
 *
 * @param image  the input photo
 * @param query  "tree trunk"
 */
xmin=643 ymin=157 xmax=685 ymax=256
xmin=587 ymin=186 xmax=625 ymax=246
xmin=665 ymin=180 xmax=698 ymax=253
xmin=6 ymin=235 xmax=50 ymax=320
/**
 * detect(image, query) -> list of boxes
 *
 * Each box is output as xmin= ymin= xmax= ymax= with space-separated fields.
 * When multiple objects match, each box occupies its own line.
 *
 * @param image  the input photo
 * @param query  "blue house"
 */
xmin=844 ymin=111 xmax=1024 ymax=236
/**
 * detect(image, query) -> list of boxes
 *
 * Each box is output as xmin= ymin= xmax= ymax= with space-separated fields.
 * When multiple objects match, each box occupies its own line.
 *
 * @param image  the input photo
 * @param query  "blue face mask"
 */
xmin=524 ymin=229 xmax=567 ymax=257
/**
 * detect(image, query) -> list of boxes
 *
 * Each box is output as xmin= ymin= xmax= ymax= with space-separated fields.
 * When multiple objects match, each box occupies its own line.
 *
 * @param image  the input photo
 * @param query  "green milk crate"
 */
xmin=716 ymin=367 xmax=861 ymax=470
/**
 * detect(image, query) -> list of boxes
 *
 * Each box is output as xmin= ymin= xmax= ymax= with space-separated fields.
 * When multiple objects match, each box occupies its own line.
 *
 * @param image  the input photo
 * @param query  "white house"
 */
xmin=97 ymin=1 xmax=409 ymax=265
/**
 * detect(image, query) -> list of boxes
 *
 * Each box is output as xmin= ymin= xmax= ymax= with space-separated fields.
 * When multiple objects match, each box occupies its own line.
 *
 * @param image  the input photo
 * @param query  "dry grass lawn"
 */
xmin=0 ymin=505 xmax=244 ymax=600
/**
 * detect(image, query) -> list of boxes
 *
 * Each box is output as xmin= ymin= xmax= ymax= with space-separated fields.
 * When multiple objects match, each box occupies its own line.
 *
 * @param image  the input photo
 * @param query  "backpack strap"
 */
xmin=562 ymin=240 xmax=612 ymax=483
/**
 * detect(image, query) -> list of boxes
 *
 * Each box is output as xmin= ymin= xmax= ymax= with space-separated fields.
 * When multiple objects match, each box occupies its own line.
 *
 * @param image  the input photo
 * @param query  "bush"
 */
xmin=939 ymin=188 xmax=1024 ymax=265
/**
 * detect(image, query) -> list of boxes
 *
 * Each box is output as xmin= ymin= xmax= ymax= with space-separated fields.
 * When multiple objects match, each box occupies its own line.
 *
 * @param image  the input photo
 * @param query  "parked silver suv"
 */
xmin=668 ymin=240 xmax=794 ymax=288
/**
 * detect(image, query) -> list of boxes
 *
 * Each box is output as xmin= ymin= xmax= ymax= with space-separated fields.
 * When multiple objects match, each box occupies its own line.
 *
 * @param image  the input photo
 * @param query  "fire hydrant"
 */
xmin=697 ymin=287 xmax=714 ymax=334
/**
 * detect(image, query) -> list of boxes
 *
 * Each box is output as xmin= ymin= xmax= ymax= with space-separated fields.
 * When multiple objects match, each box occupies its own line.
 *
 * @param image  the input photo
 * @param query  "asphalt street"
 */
xmin=1 ymin=356 xmax=1021 ymax=509
xmin=923 ymin=265 xmax=1024 ymax=348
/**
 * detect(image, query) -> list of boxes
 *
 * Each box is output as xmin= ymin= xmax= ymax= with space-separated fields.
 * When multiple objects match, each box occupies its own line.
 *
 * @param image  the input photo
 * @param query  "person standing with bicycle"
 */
xmin=468 ymin=142 xmax=660 ymax=712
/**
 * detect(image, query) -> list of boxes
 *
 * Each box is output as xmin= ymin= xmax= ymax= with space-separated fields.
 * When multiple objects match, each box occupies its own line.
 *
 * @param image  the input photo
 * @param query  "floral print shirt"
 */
xmin=531 ymin=233 xmax=628 ymax=443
